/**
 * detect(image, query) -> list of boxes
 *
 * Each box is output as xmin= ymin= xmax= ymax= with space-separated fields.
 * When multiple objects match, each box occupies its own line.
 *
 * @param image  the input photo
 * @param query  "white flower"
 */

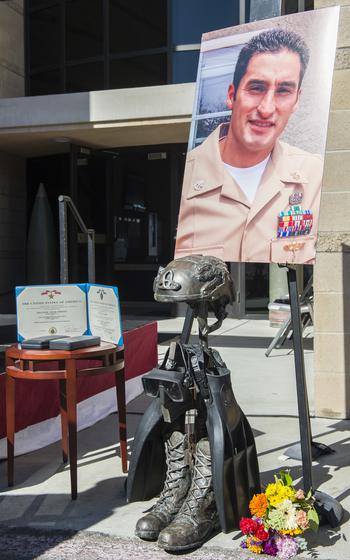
xmin=275 ymin=499 xmax=298 ymax=530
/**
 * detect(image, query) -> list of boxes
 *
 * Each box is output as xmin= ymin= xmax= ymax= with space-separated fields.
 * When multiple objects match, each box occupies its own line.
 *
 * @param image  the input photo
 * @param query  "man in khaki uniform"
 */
xmin=175 ymin=29 xmax=323 ymax=264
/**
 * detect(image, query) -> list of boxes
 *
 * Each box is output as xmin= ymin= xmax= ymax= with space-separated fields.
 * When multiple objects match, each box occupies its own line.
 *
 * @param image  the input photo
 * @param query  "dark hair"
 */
xmin=233 ymin=28 xmax=310 ymax=94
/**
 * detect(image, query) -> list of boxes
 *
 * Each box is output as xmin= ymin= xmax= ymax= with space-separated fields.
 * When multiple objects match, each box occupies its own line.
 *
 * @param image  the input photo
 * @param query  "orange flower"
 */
xmin=249 ymin=493 xmax=268 ymax=517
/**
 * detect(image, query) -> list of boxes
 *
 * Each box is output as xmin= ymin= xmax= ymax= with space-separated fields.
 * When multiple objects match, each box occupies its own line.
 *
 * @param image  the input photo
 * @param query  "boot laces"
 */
xmin=177 ymin=444 xmax=213 ymax=520
xmin=152 ymin=436 xmax=187 ymax=512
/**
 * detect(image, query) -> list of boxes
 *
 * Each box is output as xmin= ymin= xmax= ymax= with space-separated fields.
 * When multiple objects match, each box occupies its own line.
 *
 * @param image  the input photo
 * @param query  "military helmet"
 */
xmin=153 ymin=255 xmax=234 ymax=305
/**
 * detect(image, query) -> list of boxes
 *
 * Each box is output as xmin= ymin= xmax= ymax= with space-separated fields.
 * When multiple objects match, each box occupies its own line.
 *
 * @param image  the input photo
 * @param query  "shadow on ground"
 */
xmin=0 ymin=524 xmax=244 ymax=560
xmin=158 ymin=333 xmax=313 ymax=352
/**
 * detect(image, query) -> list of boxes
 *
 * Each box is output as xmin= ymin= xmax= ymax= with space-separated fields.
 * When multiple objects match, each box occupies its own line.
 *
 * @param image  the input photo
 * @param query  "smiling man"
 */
xmin=175 ymin=29 xmax=323 ymax=264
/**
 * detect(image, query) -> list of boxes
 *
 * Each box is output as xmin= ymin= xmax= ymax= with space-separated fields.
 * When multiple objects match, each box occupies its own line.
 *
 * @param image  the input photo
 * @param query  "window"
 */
xmin=66 ymin=62 xmax=104 ymax=93
xmin=171 ymin=0 xmax=239 ymax=45
xmin=26 ymin=0 xmax=313 ymax=95
xmin=66 ymin=0 xmax=104 ymax=61
xmin=170 ymin=0 xmax=239 ymax=84
xmin=172 ymin=51 xmax=200 ymax=84
xmin=27 ymin=0 xmax=168 ymax=94
xmin=110 ymin=54 xmax=167 ymax=89
xmin=283 ymin=0 xmax=314 ymax=13
xmin=30 ymin=69 xmax=62 ymax=95
xmin=109 ymin=0 xmax=167 ymax=54
xmin=29 ymin=5 xmax=61 ymax=70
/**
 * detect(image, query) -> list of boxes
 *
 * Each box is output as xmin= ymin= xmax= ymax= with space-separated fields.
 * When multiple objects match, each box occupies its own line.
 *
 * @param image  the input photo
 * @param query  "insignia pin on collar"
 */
xmin=289 ymin=192 xmax=303 ymax=205
xmin=193 ymin=180 xmax=204 ymax=191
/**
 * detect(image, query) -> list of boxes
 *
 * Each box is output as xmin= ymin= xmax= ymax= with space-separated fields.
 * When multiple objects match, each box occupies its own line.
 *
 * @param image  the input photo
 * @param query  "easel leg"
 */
xmin=265 ymin=316 xmax=292 ymax=357
xmin=287 ymin=266 xmax=313 ymax=492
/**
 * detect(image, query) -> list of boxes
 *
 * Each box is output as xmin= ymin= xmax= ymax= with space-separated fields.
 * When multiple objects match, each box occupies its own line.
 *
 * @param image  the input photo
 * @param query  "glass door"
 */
xmin=228 ymin=262 xmax=269 ymax=318
xmin=244 ymin=263 xmax=269 ymax=315
xmin=69 ymin=144 xmax=111 ymax=284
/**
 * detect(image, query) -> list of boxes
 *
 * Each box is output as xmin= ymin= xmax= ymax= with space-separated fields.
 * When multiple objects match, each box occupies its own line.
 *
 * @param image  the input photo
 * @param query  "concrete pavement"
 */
xmin=0 ymin=317 xmax=349 ymax=559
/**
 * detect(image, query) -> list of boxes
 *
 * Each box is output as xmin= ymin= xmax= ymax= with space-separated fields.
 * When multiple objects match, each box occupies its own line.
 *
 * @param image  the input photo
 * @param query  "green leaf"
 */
xmin=279 ymin=470 xmax=293 ymax=487
xmin=284 ymin=472 xmax=293 ymax=486
xmin=307 ymin=508 xmax=319 ymax=532
xmin=305 ymin=489 xmax=313 ymax=501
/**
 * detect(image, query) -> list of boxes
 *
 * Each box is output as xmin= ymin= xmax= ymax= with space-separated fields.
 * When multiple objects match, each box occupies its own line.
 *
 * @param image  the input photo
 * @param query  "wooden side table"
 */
xmin=5 ymin=341 xmax=127 ymax=499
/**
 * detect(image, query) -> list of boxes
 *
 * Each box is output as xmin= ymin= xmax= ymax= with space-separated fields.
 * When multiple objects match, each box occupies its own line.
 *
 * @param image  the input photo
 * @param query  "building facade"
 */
xmin=0 ymin=1 xmax=26 ymax=313
xmin=0 ymin=0 xmax=349 ymax=416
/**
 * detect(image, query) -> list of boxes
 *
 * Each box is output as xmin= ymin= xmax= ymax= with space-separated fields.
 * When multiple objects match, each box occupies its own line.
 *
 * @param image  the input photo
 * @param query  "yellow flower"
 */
xmin=265 ymin=482 xmax=295 ymax=506
xmin=249 ymin=493 xmax=268 ymax=517
xmin=246 ymin=536 xmax=263 ymax=554
xmin=281 ymin=528 xmax=304 ymax=536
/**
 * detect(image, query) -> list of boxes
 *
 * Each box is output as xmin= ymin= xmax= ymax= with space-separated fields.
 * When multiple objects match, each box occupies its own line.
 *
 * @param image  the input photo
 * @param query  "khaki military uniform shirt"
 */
xmin=175 ymin=124 xmax=323 ymax=264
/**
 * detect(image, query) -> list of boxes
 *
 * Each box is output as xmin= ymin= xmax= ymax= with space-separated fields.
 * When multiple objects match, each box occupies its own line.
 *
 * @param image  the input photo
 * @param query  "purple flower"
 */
xmin=275 ymin=535 xmax=299 ymax=559
xmin=264 ymin=538 xmax=278 ymax=556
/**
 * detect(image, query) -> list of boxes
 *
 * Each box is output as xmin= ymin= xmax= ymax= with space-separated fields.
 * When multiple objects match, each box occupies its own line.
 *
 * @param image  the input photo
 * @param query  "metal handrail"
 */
xmin=58 ymin=195 xmax=95 ymax=284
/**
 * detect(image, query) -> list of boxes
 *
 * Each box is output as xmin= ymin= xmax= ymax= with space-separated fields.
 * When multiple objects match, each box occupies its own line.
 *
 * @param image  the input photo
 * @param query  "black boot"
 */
xmin=135 ymin=431 xmax=191 ymax=540
xmin=157 ymin=438 xmax=219 ymax=551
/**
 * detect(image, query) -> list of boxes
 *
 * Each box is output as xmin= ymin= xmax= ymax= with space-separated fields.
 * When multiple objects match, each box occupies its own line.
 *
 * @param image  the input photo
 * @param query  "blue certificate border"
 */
xmin=86 ymin=283 xmax=124 ymax=346
xmin=15 ymin=283 xmax=88 ymax=342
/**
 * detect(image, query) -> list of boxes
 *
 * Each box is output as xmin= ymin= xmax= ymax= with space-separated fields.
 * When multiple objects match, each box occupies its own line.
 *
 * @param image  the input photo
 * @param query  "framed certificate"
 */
xmin=87 ymin=284 xmax=123 ymax=346
xmin=16 ymin=283 xmax=123 ymax=346
xmin=16 ymin=284 xmax=88 ymax=341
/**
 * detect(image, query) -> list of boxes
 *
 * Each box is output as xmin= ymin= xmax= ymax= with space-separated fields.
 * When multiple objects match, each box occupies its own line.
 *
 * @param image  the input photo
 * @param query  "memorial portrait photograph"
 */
xmin=175 ymin=8 xmax=339 ymax=264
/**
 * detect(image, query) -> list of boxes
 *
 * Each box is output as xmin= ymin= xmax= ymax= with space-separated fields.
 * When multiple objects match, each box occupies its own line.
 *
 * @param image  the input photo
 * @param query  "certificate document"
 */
xmin=16 ymin=284 xmax=88 ymax=341
xmin=15 ymin=283 xmax=123 ymax=345
xmin=87 ymin=285 xmax=123 ymax=346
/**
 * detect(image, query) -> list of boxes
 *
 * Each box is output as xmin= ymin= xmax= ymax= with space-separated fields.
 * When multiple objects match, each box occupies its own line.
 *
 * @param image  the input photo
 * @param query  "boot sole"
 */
xmin=158 ymin=525 xmax=220 ymax=552
xmin=135 ymin=530 xmax=159 ymax=541
xmin=158 ymin=539 xmax=204 ymax=552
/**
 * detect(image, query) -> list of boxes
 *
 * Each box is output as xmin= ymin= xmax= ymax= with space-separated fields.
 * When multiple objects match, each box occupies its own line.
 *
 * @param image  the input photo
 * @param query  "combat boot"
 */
xmin=157 ymin=437 xmax=219 ymax=551
xmin=135 ymin=431 xmax=191 ymax=540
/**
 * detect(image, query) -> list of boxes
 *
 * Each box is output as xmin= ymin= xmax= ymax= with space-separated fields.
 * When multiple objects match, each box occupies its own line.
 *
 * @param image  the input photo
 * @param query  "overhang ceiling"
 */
xmin=0 ymin=83 xmax=195 ymax=157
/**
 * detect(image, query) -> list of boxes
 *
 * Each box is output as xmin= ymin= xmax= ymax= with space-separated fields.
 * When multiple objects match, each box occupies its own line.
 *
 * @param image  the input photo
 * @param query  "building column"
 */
xmin=269 ymin=264 xmax=288 ymax=304
xmin=314 ymin=0 xmax=350 ymax=418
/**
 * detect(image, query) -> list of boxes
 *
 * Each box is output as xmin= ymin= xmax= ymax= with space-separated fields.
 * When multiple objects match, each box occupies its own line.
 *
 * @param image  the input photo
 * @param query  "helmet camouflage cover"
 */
xmin=153 ymin=255 xmax=235 ymax=306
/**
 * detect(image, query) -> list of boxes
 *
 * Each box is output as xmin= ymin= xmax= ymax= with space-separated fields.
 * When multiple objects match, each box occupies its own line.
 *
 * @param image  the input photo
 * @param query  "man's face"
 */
xmin=227 ymin=49 xmax=301 ymax=158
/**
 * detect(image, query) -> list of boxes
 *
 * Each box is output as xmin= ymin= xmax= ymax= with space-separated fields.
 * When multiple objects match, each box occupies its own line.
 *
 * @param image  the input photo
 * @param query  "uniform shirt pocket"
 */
xmin=270 ymin=236 xmax=316 ymax=265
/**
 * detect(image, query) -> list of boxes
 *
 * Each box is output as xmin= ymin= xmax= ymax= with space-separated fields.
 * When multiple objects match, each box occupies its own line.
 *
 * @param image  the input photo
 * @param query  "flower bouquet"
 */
xmin=240 ymin=471 xmax=319 ymax=559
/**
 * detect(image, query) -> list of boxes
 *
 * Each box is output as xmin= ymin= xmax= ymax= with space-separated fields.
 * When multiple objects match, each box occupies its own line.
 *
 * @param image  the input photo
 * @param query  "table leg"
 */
xmin=6 ymin=373 xmax=16 ymax=487
xmin=66 ymin=359 xmax=78 ymax=499
xmin=114 ymin=354 xmax=127 ymax=473
xmin=59 ymin=379 xmax=68 ymax=463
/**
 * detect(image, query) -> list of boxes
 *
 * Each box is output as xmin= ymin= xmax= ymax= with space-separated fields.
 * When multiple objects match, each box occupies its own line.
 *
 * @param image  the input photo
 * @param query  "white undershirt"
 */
xmin=223 ymin=154 xmax=270 ymax=203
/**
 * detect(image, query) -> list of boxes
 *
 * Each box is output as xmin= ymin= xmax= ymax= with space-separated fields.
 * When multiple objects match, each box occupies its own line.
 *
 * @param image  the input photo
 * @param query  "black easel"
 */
xmin=287 ymin=265 xmax=342 ymax=526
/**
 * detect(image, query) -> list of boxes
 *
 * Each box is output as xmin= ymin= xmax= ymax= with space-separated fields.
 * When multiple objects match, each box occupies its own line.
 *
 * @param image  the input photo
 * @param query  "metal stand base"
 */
xmin=314 ymin=490 xmax=344 ymax=528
